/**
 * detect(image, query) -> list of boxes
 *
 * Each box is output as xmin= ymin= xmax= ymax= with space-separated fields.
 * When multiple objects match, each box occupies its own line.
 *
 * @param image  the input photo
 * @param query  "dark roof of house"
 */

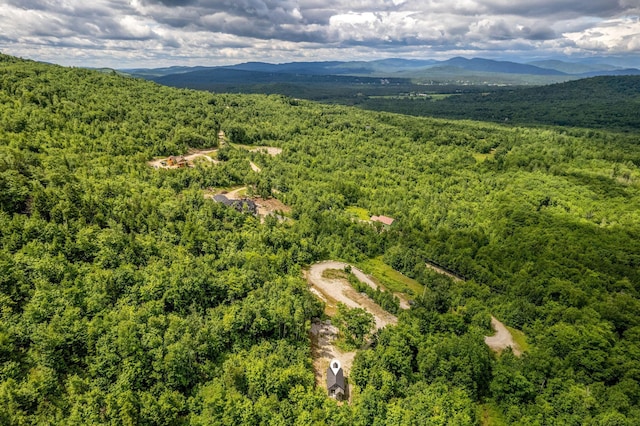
xmin=213 ymin=194 xmax=234 ymax=206
xmin=233 ymin=198 xmax=258 ymax=213
xmin=213 ymin=195 xmax=257 ymax=214
xmin=327 ymin=365 xmax=345 ymax=390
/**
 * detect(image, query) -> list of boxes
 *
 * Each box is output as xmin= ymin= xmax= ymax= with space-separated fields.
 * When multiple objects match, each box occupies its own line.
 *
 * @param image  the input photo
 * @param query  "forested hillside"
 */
xmin=140 ymin=61 xmax=640 ymax=133
xmin=356 ymin=76 xmax=640 ymax=132
xmin=1 ymin=54 xmax=640 ymax=424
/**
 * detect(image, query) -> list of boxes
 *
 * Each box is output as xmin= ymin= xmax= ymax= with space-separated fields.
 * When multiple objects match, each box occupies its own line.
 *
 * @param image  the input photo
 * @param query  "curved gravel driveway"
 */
xmin=307 ymin=261 xmax=398 ymax=329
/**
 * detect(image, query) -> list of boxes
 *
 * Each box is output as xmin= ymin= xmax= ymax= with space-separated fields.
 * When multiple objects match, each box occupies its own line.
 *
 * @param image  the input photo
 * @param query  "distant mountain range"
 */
xmin=123 ymin=57 xmax=640 ymax=87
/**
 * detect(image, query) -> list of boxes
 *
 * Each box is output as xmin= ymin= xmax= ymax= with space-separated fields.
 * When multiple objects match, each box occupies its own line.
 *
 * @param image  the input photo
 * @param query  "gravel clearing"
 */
xmin=484 ymin=316 xmax=522 ymax=356
xmin=307 ymin=261 xmax=398 ymax=329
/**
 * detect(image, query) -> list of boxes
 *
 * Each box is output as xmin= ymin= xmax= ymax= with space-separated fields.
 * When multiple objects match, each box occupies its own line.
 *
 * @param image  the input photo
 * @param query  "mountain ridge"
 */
xmin=124 ymin=56 xmax=640 ymax=81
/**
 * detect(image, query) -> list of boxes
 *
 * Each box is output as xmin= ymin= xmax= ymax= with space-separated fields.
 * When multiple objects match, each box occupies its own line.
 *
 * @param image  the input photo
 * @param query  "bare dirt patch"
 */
xmin=206 ymin=187 xmax=291 ymax=221
xmin=148 ymin=148 xmax=219 ymax=169
xmin=484 ymin=316 xmax=522 ymax=356
xmin=243 ymin=146 xmax=282 ymax=173
xmin=254 ymin=196 xmax=291 ymax=218
xmin=249 ymin=146 xmax=283 ymax=156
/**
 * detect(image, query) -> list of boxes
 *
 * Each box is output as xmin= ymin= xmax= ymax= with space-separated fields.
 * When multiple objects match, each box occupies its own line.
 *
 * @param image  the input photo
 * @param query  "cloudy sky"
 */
xmin=1 ymin=0 xmax=640 ymax=68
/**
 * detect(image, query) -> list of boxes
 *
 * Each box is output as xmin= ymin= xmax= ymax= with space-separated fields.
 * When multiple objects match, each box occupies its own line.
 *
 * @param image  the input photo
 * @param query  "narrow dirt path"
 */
xmin=425 ymin=260 xmax=464 ymax=282
xmin=423 ymin=261 xmax=523 ymax=356
xmin=484 ymin=316 xmax=521 ymax=356
xmin=183 ymin=149 xmax=219 ymax=163
xmin=223 ymin=186 xmax=247 ymax=200
xmin=249 ymin=161 xmax=261 ymax=173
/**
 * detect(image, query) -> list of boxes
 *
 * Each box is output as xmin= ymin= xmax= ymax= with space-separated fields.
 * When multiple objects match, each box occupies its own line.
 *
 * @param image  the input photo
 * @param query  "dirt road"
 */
xmin=307 ymin=261 xmax=399 ymax=329
xmin=223 ymin=186 xmax=247 ymax=200
xmin=307 ymin=261 xmax=399 ymax=391
xmin=184 ymin=149 xmax=218 ymax=163
xmin=148 ymin=145 xmax=281 ymax=171
xmin=423 ymin=261 xmax=523 ymax=356
xmin=308 ymin=261 xmax=522 ymax=396
xmin=484 ymin=316 xmax=521 ymax=356
xmin=425 ymin=260 xmax=464 ymax=282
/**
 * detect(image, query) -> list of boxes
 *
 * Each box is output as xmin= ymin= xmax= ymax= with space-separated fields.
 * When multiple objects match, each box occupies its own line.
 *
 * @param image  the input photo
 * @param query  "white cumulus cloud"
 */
xmin=0 ymin=0 xmax=639 ymax=67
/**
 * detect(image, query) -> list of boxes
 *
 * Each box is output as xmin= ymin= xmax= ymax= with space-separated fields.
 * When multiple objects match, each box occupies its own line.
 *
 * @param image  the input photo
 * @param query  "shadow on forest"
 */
xmin=563 ymin=171 xmax=631 ymax=199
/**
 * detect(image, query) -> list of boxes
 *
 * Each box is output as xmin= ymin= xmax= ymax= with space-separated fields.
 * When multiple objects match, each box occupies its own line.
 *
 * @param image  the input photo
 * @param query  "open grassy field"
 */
xmin=346 ymin=206 xmax=370 ymax=221
xmin=506 ymin=325 xmax=530 ymax=353
xmin=358 ymin=256 xmax=423 ymax=297
xmin=472 ymin=148 xmax=496 ymax=163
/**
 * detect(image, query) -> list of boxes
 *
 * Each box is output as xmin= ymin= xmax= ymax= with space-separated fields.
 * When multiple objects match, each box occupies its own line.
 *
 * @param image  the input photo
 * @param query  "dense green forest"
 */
xmin=1 ymin=53 xmax=640 ymax=424
xmin=144 ymin=65 xmax=640 ymax=132
xmin=354 ymin=76 xmax=640 ymax=132
xmin=146 ymin=70 xmax=478 ymax=104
